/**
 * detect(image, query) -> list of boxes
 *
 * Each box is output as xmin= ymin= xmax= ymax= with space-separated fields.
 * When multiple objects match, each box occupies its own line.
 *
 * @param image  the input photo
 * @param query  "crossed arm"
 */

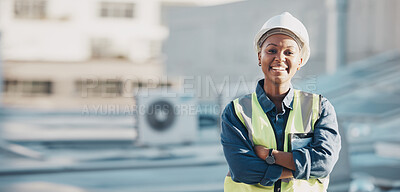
xmin=254 ymin=146 xmax=295 ymax=179
xmin=221 ymin=98 xmax=341 ymax=185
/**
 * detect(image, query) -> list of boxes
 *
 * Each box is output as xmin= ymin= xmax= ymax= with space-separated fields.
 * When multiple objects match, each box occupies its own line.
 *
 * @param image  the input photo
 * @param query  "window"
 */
xmin=3 ymin=80 xmax=52 ymax=96
xmin=99 ymin=2 xmax=135 ymax=18
xmin=158 ymin=82 xmax=172 ymax=88
xmin=132 ymin=81 xmax=172 ymax=89
xmin=14 ymin=0 xmax=46 ymax=19
xmin=132 ymin=81 xmax=146 ymax=88
xmin=76 ymin=79 xmax=123 ymax=97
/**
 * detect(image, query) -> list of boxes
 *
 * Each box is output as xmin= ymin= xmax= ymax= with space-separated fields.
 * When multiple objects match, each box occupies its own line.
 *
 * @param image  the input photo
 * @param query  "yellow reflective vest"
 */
xmin=224 ymin=90 xmax=329 ymax=192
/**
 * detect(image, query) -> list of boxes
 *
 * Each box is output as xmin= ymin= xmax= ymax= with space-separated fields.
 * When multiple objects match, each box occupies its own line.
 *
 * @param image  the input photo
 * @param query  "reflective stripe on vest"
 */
xmin=224 ymin=90 xmax=329 ymax=192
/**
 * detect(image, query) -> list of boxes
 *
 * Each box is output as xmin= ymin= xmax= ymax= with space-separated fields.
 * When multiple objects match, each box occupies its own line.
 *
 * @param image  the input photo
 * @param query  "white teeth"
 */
xmin=271 ymin=67 xmax=286 ymax=71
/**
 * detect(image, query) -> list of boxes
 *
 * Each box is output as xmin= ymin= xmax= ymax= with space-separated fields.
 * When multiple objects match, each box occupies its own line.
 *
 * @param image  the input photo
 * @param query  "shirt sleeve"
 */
xmin=291 ymin=97 xmax=341 ymax=179
xmin=221 ymin=102 xmax=283 ymax=186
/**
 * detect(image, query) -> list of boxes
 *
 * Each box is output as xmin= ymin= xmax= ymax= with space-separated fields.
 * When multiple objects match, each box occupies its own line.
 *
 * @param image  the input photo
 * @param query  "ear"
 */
xmin=258 ymin=52 xmax=261 ymax=65
xmin=297 ymin=58 xmax=303 ymax=70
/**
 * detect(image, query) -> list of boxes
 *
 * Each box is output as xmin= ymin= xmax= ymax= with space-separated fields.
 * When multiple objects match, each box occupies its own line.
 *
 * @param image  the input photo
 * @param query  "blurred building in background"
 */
xmin=0 ymin=0 xmax=241 ymax=109
xmin=0 ymin=0 xmax=400 ymax=191
xmin=4 ymin=0 xmax=398 ymax=108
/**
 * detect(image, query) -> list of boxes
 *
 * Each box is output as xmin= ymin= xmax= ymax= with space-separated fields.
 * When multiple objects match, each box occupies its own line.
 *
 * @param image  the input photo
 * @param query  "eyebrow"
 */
xmin=266 ymin=43 xmax=278 ymax=47
xmin=266 ymin=43 xmax=296 ymax=49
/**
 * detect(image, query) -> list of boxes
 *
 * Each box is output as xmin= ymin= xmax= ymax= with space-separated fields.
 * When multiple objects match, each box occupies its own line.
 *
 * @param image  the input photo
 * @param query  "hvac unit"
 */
xmin=136 ymin=91 xmax=198 ymax=146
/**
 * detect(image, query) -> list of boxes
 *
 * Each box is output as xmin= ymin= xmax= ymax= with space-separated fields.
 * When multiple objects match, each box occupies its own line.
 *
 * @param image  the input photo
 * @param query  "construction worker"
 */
xmin=221 ymin=12 xmax=341 ymax=192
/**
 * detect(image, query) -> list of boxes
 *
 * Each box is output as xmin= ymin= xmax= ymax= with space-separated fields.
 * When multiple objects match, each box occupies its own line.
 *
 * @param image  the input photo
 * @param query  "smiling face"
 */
xmin=258 ymin=34 xmax=303 ymax=87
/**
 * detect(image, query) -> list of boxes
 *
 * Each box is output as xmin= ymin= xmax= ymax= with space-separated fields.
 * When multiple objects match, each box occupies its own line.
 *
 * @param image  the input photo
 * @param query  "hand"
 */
xmin=254 ymin=145 xmax=269 ymax=160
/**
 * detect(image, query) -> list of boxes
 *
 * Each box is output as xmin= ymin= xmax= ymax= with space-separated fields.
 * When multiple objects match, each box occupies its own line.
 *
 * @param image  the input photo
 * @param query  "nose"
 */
xmin=274 ymin=52 xmax=286 ymax=62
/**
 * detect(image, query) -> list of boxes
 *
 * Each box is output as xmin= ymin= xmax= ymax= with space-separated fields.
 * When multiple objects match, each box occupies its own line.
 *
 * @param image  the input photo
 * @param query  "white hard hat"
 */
xmin=254 ymin=12 xmax=310 ymax=67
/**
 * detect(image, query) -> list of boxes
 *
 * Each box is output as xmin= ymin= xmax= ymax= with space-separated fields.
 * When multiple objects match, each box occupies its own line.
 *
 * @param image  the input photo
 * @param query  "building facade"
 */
xmin=0 ymin=0 xmax=240 ymax=109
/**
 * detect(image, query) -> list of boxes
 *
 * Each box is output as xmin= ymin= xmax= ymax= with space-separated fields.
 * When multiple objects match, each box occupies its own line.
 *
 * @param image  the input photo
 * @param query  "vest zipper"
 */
xmin=274 ymin=108 xmax=290 ymax=192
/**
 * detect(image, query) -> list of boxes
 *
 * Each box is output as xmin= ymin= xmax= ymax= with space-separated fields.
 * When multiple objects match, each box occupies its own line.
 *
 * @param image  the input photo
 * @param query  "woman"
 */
xmin=221 ymin=12 xmax=341 ymax=192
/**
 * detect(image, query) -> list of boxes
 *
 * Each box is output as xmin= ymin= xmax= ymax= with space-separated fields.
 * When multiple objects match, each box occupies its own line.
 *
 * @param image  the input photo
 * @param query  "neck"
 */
xmin=263 ymin=80 xmax=290 ymax=99
xmin=263 ymin=80 xmax=290 ymax=109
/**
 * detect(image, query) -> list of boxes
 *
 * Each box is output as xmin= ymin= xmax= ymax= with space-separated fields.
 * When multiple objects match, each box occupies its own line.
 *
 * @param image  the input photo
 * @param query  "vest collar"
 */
xmin=255 ymin=79 xmax=294 ymax=113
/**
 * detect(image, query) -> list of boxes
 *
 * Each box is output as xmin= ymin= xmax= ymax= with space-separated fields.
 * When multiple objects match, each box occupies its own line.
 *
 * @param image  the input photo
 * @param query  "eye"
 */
xmin=285 ymin=50 xmax=294 ymax=55
xmin=267 ymin=49 xmax=277 ymax=54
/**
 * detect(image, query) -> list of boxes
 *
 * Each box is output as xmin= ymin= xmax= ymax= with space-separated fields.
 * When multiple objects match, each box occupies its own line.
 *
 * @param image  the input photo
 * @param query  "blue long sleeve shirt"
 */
xmin=221 ymin=79 xmax=341 ymax=186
